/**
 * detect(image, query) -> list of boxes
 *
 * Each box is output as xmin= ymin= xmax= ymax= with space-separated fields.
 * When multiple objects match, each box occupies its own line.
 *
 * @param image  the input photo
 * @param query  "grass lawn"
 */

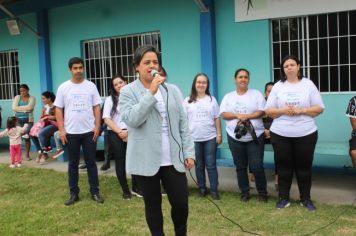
xmin=0 ymin=164 xmax=355 ymax=236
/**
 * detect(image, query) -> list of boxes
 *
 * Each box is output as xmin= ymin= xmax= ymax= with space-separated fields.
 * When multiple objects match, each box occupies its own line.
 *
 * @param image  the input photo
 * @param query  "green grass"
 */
xmin=0 ymin=164 xmax=355 ymax=236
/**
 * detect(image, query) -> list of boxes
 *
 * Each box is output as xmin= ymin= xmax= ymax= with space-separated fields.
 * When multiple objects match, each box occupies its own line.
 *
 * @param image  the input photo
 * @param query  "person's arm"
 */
xmin=292 ymin=106 xmax=324 ymax=117
xmin=265 ymin=107 xmax=290 ymax=119
xmin=350 ymin=117 xmax=356 ymax=130
xmin=215 ymin=117 xmax=222 ymax=145
xmin=0 ymin=129 xmax=8 ymax=138
xmin=92 ymin=104 xmax=101 ymax=141
xmin=221 ymin=110 xmax=264 ymax=122
xmin=12 ymin=96 xmax=35 ymax=113
xmin=55 ymin=107 xmax=67 ymax=144
xmin=19 ymin=124 xmax=29 ymax=133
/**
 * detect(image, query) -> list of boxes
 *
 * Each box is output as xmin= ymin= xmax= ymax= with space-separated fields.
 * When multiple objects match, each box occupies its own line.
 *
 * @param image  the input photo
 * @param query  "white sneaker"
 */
xmin=17 ymin=163 xmax=22 ymax=167
xmin=22 ymin=134 xmax=29 ymax=139
xmin=9 ymin=164 xmax=15 ymax=168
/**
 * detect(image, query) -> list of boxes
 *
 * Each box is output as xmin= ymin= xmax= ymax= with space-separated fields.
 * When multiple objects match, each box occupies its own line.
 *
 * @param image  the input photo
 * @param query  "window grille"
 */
xmin=82 ymin=32 xmax=161 ymax=96
xmin=271 ymin=10 xmax=356 ymax=92
xmin=0 ymin=50 xmax=20 ymax=100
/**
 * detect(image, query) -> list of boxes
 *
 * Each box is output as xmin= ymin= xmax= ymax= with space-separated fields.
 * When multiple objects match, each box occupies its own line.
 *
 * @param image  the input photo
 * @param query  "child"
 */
xmin=0 ymin=116 xmax=28 ymax=168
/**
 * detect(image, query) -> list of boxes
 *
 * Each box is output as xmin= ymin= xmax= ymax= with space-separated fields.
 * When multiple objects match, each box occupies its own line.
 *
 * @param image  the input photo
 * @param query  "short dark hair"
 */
xmin=234 ymin=68 xmax=250 ymax=79
xmin=280 ymin=55 xmax=302 ymax=82
xmin=159 ymin=66 xmax=168 ymax=77
xmin=68 ymin=57 xmax=84 ymax=69
xmin=19 ymin=84 xmax=29 ymax=91
xmin=133 ymin=45 xmax=161 ymax=68
xmin=7 ymin=116 xmax=17 ymax=129
xmin=264 ymin=82 xmax=274 ymax=92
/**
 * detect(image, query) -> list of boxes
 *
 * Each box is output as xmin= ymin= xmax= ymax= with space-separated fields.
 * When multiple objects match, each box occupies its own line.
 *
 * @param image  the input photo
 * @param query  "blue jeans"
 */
xmin=227 ymin=134 xmax=267 ymax=195
xmin=30 ymin=125 xmax=58 ymax=151
xmin=66 ymin=132 xmax=99 ymax=195
xmin=194 ymin=138 xmax=219 ymax=193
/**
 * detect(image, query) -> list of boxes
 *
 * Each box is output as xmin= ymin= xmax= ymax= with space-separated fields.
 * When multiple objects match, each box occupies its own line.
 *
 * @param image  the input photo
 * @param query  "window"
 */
xmin=0 ymin=50 xmax=20 ymax=100
xmin=271 ymin=10 xmax=356 ymax=92
xmin=82 ymin=32 xmax=161 ymax=97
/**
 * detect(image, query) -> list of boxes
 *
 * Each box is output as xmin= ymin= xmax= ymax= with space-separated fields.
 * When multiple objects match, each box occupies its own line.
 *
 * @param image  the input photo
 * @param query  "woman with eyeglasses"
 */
xmin=265 ymin=55 xmax=324 ymax=211
xmin=12 ymin=84 xmax=36 ymax=161
xmin=220 ymin=68 xmax=268 ymax=203
xmin=183 ymin=73 xmax=222 ymax=200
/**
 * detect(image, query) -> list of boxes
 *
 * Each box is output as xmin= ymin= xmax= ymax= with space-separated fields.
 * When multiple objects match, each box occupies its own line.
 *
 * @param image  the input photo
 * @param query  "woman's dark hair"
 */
xmin=41 ymin=91 xmax=56 ymax=102
xmin=110 ymin=75 xmax=128 ymax=118
xmin=7 ymin=116 xmax=17 ymax=129
xmin=68 ymin=57 xmax=84 ymax=69
xmin=133 ymin=45 xmax=161 ymax=68
xmin=19 ymin=84 xmax=29 ymax=91
xmin=234 ymin=68 xmax=250 ymax=79
xmin=188 ymin=73 xmax=212 ymax=103
xmin=264 ymin=82 xmax=274 ymax=92
xmin=159 ymin=66 xmax=168 ymax=77
xmin=280 ymin=55 xmax=302 ymax=82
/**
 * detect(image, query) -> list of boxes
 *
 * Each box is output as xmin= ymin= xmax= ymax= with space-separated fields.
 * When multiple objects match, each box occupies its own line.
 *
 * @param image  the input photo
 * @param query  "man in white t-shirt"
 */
xmin=55 ymin=57 xmax=103 ymax=206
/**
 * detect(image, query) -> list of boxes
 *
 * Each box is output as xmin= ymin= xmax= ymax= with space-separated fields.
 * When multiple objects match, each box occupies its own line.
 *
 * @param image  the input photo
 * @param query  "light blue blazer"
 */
xmin=119 ymin=79 xmax=195 ymax=176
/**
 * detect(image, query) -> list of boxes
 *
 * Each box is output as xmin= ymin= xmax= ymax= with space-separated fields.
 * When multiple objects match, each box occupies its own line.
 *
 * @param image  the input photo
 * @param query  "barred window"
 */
xmin=0 ymin=50 xmax=20 ymax=100
xmin=82 ymin=32 xmax=161 ymax=97
xmin=271 ymin=10 xmax=356 ymax=92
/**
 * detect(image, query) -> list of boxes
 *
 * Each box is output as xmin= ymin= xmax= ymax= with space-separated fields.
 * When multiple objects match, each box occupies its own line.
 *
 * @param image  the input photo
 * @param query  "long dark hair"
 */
xmin=41 ymin=91 xmax=56 ymax=102
xmin=110 ymin=75 xmax=128 ymax=118
xmin=7 ymin=116 xmax=17 ymax=129
xmin=280 ymin=55 xmax=302 ymax=82
xmin=188 ymin=73 xmax=212 ymax=103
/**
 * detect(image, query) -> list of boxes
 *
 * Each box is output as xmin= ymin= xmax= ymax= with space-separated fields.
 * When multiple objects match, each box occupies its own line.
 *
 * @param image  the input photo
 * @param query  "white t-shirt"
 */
xmin=153 ymin=89 xmax=172 ymax=166
xmin=220 ymin=89 xmax=265 ymax=142
xmin=102 ymin=96 xmax=127 ymax=130
xmin=265 ymin=78 xmax=325 ymax=137
xmin=54 ymin=80 xmax=102 ymax=134
xmin=183 ymin=95 xmax=220 ymax=142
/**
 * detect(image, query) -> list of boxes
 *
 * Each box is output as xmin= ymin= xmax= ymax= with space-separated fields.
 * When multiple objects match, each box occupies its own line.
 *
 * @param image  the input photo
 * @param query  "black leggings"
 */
xmin=135 ymin=166 xmax=188 ymax=236
xmin=271 ymin=131 xmax=317 ymax=201
xmin=108 ymin=130 xmax=130 ymax=193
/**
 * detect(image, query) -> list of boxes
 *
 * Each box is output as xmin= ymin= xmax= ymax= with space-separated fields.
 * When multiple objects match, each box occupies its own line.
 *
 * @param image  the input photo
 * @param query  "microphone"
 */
xmin=151 ymin=69 xmax=167 ymax=91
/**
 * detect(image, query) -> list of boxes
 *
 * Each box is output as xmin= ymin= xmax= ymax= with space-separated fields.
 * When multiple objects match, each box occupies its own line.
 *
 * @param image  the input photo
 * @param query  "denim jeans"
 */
xmin=194 ymin=138 xmax=219 ymax=193
xmin=227 ymin=134 xmax=267 ymax=195
xmin=66 ymin=132 xmax=99 ymax=195
xmin=30 ymin=125 xmax=58 ymax=152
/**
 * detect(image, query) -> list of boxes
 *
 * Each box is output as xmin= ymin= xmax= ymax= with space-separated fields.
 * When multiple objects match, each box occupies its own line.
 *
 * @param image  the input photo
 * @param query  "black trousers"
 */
xmin=271 ymin=131 xmax=318 ymax=201
xmin=108 ymin=130 xmax=130 ymax=193
xmin=135 ymin=166 xmax=188 ymax=236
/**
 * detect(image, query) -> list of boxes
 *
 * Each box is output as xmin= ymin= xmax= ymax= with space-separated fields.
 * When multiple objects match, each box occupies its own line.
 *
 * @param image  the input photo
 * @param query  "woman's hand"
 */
xmin=184 ymin=158 xmax=195 ymax=170
xmin=149 ymin=74 xmax=166 ymax=95
xmin=216 ymin=135 xmax=222 ymax=145
xmin=118 ymin=129 xmax=128 ymax=140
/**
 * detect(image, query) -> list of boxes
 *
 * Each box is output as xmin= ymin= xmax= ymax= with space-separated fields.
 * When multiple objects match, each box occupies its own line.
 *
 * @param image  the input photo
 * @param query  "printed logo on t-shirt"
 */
xmin=234 ymin=102 xmax=247 ymax=114
xmin=195 ymin=104 xmax=210 ymax=121
xmin=70 ymin=94 xmax=91 ymax=113
xmin=284 ymin=92 xmax=303 ymax=107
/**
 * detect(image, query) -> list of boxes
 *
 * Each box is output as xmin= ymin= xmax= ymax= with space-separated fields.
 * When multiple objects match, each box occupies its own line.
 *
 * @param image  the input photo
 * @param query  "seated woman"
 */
xmin=30 ymin=91 xmax=58 ymax=164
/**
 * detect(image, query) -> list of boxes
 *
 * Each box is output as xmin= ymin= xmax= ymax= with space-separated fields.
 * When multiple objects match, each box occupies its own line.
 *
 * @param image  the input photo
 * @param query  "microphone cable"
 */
xmin=300 ymin=196 xmax=356 ymax=236
xmin=163 ymin=87 xmax=261 ymax=236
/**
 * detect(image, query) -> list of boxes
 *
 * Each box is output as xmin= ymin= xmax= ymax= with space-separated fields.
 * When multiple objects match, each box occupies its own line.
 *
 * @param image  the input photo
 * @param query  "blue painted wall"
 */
xmin=0 ymin=13 xmax=42 ymax=137
xmin=48 ymin=0 xmax=201 ymax=97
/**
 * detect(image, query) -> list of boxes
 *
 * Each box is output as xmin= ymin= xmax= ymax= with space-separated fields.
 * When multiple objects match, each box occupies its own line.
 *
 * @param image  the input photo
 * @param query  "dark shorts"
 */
xmin=349 ymin=136 xmax=356 ymax=155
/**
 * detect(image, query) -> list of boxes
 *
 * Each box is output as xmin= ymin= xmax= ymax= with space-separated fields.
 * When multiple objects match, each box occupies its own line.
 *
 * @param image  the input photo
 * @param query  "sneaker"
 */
xmin=78 ymin=163 xmax=87 ymax=169
xmin=199 ymin=188 xmax=207 ymax=197
xmin=36 ymin=154 xmax=42 ymax=163
xmin=161 ymin=189 xmax=167 ymax=196
xmin=131 ymin=189 xmax=143 ymax=198
xmin=16 ymin=163 xmax=22 ymax=167
xmin=300 ymin=199 xmax=316 ymax=212
xmin=123 ymin=192 xmax=132 ymax=200
xmin=22 ymin=134 xmax=29 ymax=139
xmin=276 ymin=199 xmax=290 ymax=209
xmin=39 ymin=155 xmax=47 ymax=165
xmin=9 ymin=164 xmax=15 ymax=168
xmin=100 ymin=163 xmax=110 ymax=171
xmin=240 ymin=193 xmax=250 ymax=202
xmin=258 ymin=193 xmax=268 ymax=203
xmin=211 ymin=192 xmax=221 ymax=200
xmin=53 ymin=149 xmax=64 ymax=159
